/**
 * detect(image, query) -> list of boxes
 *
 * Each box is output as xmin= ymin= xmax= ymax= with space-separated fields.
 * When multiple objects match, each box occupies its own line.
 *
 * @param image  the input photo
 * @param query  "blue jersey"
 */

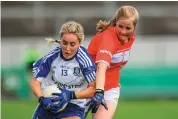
xmin=32 ymin=45 xmax=96 ymax=107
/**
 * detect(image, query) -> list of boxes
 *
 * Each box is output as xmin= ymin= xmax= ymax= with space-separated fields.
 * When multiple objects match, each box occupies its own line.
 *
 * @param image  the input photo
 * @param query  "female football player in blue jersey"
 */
xmin=30 ymin=21 xmax=96 ymax=119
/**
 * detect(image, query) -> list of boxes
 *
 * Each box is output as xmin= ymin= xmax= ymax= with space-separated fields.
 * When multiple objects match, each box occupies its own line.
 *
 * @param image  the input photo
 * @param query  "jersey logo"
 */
xmin=73 ymin=67 xmax=81 ymax=76
xmin=111 ymin=50 xmax=130 ymax=63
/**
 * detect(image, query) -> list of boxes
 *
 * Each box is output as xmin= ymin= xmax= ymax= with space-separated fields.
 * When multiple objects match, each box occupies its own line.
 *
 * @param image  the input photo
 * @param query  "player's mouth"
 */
xmin=64 ymin=52 xmax=71 ymax=55
xmin=119 ymin=35 xmax=128 ymax=40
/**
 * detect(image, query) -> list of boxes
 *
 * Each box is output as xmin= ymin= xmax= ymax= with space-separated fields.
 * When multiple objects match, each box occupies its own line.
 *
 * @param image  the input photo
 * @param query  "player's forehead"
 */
xmin=61 ymin=33 xmax=79 ymax=43
xmin=116 ymin=17 xmax=134 ymax=27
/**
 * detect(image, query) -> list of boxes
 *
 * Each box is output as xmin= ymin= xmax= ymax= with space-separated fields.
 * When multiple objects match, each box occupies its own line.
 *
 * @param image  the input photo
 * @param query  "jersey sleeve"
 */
xmin=32 ymin=47 xmax=60 ymax=82
xmin=77 ymin=46 xmax=96 ymax=83
xmin=95 ymin=31 xmax=117 ymax=66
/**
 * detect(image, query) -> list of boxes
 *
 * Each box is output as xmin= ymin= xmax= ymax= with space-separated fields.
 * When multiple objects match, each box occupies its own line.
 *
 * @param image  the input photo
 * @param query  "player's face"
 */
xmin=115 ymin=17 xmax=135 ymax=43
xmin=60 ymin=33 xmax=81 ymax=59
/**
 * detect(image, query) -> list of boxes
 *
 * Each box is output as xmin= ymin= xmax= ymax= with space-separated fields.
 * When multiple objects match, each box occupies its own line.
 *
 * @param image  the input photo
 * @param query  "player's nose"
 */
xmin=120 ymin=29 xmax=127 ymax=34
xmin=66 ymin=45 xmax=71 ymax=50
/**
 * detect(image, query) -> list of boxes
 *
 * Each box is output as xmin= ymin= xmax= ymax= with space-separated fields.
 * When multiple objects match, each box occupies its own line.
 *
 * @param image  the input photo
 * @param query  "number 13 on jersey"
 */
xmin=61 ymin=69 xmax=68 ymax=76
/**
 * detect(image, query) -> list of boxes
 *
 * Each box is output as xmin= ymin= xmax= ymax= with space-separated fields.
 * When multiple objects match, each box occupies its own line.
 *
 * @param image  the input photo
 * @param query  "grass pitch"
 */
xmin=1 ymin=99 xmax=178 ymax=119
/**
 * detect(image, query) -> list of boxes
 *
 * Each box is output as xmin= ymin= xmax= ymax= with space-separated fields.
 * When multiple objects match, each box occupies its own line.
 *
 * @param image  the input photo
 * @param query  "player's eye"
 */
xmin=126 ymin=27 xmax=132 ymax=30
xmin=118 ymin=25 xmax=123 ymax=28
xmin=62 ymin=41 xmax=68 ymax=45
xmin=70 ymin=43 xmax=76 ymax=47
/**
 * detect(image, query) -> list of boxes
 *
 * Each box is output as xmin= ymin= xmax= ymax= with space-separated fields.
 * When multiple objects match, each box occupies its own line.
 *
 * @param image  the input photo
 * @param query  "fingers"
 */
xmin=52 ymin=93 xmax=61 ymax=96
xmin=85 ymin=100 xmax=91 ymax=106
xmin=87 ymin=102 xmax=96 ymax=113
xmin=50 ymin=102 xmax=61 ymax=108
xmin=44 ymin=103 xmax=51 ymax=112
xmin=50 ymin=101 xmax=66 ymax=113
xmin=52 ymin=93 xmax=63 ymax=101
xmin=101 ymin=100 xmax=108 ymax=110
xmin=91 ymin=106 xmax=99 ymax=113
xmin=87 ymin=105 xmax=93 ymax=113
xmin=52 ymin=97 xmax=60 ymax=102
xmin=91 ymin=101 xmax=108 ymax=114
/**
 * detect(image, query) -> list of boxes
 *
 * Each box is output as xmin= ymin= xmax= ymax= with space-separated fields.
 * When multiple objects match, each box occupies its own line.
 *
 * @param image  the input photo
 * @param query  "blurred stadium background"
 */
xmin=1 ymin=1 xmax=178 ymax=119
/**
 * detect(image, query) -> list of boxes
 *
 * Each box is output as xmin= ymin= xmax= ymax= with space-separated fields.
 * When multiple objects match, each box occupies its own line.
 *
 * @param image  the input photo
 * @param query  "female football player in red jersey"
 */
xmin=85 ymin=5 xmax=139 ymax=119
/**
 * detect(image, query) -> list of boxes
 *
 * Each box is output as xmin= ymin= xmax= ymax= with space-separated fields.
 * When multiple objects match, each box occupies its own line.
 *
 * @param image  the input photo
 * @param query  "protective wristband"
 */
xmin=71 ymin=91 xmax=77 ymax=99
xmin=38 ymin=96 xmax=44 ymax=103
xmin=95 ymin=89 xmax=104 ymax=95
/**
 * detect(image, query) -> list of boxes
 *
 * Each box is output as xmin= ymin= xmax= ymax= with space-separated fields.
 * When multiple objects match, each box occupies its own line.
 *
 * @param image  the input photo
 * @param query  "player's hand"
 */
xmin=52 ymin=88 xmax=76 ymax=102
xmin=51 ymin=88 xmax=76 ymax=111
xmin=39 ymin=96 xmax=58 ymax=112
xmin=85 ymin=89 xmax=108 ymax=113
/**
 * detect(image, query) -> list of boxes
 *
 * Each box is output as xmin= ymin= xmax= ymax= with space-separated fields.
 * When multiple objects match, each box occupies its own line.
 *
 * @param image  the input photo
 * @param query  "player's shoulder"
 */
xmin=78 ymin=45 xmax=87 ymax=52
xmin=77 ymin=46 xmax=89 ymax=56
xmin=46 ymin=46 xmax=60 ymax=56
xmin=42 ymin=46 xmax=61 ymax=63
xmin=94 ymin=26 xmax=116 ymax=41
xmin=97 ymin=27 xmax=117 ymax=46
xmin=76 ymin=46 xmax=95 ymax=67
xmin=104 ymin=26 xmax=116 ymax=38
xmin=100 ymin=26 xmax=115 ymax=35
xmin=77 ymin=46 xmax=92 ymax=59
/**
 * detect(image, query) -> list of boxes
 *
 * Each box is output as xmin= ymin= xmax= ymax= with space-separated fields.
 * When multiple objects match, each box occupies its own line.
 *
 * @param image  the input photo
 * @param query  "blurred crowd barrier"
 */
xmin=1 ymin=1 xmax=178 ymax=36
xmin=1 ymin=1 xmax=178 ymax=99
xmin=1 ymin=36 xmax=178 ymax=99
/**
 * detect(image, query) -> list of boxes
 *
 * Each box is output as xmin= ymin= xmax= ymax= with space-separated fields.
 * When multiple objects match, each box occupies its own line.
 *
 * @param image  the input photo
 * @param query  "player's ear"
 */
xmin=79 ymin=38 xmax=83 ymax=45
xmin=79 ymin=40 xmax=82 ymax=45
xmin=59 ymin=40 xmax=62 ymax=45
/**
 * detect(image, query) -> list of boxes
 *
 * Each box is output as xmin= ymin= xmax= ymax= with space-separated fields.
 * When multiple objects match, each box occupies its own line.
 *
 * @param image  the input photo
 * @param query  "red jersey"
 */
xmin=87 ymin=26 xmax=135 ymax=91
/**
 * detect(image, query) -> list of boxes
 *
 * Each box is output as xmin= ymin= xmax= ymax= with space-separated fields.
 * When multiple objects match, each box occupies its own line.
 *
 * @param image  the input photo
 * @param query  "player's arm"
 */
xmin=31 ymin=76 xmax=59 ymax=112
xmin=95 ymin=62 xmax=107 ymax=90
xmin=75 ymin=81 xmax=96 ymax=99
xmin=30 ymin=77 xmax=43 ymax=99
xmin=94 ymin=32 xmax=117 ymax=90
xmin=30 ymin=48 xmax=57 ymax=99
xmin=84 ymin=31 xmax=117 ymax=113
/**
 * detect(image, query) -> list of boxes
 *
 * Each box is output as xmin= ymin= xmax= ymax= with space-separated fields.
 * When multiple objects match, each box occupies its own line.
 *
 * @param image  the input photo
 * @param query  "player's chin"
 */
xmin=64 ymin=54 xmax=74 ymax=59
xmin=119 ymin=36 xmax=128 ymax=41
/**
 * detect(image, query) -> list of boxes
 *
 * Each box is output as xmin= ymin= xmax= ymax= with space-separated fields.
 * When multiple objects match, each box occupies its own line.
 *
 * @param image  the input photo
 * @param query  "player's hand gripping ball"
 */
xmin=42 ymin=85 xmax=68 ymax=113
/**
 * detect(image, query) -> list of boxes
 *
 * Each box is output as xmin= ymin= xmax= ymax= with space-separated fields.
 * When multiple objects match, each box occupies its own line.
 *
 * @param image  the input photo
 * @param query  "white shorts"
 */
xmin=104 ymin=87 xmax=120 ymax=105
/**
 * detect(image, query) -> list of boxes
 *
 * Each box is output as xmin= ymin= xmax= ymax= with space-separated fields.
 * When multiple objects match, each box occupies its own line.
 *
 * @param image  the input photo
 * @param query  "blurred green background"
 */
xmin=1 ymin=1 xmax=178 ymax=119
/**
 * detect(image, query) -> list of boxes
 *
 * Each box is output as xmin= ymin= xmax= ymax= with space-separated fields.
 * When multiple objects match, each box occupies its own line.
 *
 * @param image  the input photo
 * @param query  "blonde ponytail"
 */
xmin=96 ymin=16 xmax=117 ymax=33
xmin=45 ymin=38 xmax=59 ymax=45
xmin=96 ymin=20 xmax=110 ymax=32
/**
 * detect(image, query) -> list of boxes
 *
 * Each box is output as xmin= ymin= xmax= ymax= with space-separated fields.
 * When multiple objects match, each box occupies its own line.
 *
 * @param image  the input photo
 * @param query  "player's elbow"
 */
xmin=96 ymin=62 xmax=108 ymax=71
xmin=30 ymin=77 xmax=40 ymax=91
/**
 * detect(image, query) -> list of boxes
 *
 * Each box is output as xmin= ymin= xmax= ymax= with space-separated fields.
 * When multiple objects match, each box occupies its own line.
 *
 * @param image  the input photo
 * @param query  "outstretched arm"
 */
xmin=95 ymin=62 xmax=108 ymax=90
xmin=85 ymin=61 xmax=108 ymax=113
